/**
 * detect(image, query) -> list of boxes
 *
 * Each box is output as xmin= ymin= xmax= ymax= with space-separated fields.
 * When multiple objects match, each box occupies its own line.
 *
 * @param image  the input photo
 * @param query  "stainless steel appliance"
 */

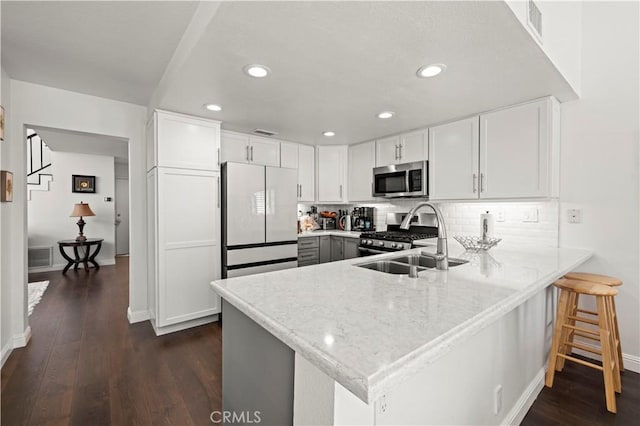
xmin=372 ymin=160 xmax=428 ymax=198
xmin=358 ymin=212 xmax=438 ymax=256
xmin=321 ymin=217 xmax=336 ymax=230
xmin=222 ymin=162 xmax=298 ymax=278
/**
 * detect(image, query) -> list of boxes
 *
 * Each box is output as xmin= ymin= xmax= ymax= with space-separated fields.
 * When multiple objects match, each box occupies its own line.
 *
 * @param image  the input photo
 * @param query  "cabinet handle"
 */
xmin=394 ymin=145 xmax=399 ymax=160
xmin=480 ymin=173 xmax=485 ymax=192
xmin=473 ymin=173 xmax=477 ymax=193
xmin=339 ymin=184 xmax=343 ymax=199
xmin=246 ymin=145 xmax=250 ymax=162
xmin=250 ymin=146 xmax=254 ymax=162
xmin=299 ymin=184 xmax=303 ymax=198
xmin=398 ymin=144 xmax=403 ymax=160
xmin=217 ymin=148 xmax=220 ymax=166
xmin=217 ymin=176 xmax=221 ymax=208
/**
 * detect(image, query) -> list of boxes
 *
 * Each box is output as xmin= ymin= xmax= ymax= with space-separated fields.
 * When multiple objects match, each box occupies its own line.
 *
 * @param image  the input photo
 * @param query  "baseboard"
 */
xmin=502 ymin=367 xmax=545 ymax=426
xmin=28 ymin=258 xmax=116 ymax=273
xmin=151 ymin=314 xmax=219 ymax=336
xmin=572 ymin=342 xmax=640 ymax=373
xmin=1 ymin=339 xmax=13 ymax=368
xmin=127 ymin=307 xmax=150 ymax=323
xmin=12 ymin=326 xmax=32 ymax=348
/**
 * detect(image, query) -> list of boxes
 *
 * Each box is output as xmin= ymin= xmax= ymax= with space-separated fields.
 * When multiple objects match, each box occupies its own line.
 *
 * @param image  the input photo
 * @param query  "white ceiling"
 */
xmin=3 ymin=1 xmax=577 ymax=146
xmin=1 ymin=1 xmax=197 ymax=104
xmin=33 ymin=126 xmax=129 ymax=164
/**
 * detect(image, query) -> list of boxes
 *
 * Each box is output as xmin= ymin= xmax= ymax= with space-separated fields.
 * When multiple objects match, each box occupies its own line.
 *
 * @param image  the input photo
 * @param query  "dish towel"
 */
xmin=28 ymin=280 xmax=49 ymax=316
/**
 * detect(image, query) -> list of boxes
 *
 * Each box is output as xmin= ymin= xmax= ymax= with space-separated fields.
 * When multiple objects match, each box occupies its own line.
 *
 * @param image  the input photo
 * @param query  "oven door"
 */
xmin=358 ymin=246 xmax=391 ymax=256
xmin=372 ymin=161 xmax=428 ymax=198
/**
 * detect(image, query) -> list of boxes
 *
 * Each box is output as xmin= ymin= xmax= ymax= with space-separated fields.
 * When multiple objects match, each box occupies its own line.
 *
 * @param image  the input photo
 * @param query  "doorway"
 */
xmin=115 ymin=174 xmax=130 ymax=255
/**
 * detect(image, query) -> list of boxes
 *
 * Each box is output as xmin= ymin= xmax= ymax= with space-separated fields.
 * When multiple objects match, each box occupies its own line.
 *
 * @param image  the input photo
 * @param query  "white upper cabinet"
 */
xmin=297 ymin=144 xmax=315 ymax=202
xmin=317 ymin=145 xmax=348 ymax=203
xmin=375 ymin=130 xmax=427 ymax=166
xmin=429 ymin=117 xmax=480 ymax=200
xmin=479 ymin=98 xmax=556 ymax=198
xmin=280 ymin=141 xmax=299 ymax=169
xmin=348 ymin=141 xmax=375 ymax=201
xmin=220 ymin=130 xmax=280 ymax=167
xmin=400 ymin=130 xmax=428 ymax=164
xmin=148 ymin=110 xmax=221 ymax=172
xmin=375 ymin=136 xmax=401 ymax=166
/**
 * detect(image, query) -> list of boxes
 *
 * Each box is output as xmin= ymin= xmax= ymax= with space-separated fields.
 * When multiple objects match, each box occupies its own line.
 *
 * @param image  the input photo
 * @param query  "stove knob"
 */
xmin=391 ymin=243 xmax=397 ymax=249
xmin=378 ymin=241 xmax=385 ymax=247
xmin=366 ymin=240 xmax=372 ymax=245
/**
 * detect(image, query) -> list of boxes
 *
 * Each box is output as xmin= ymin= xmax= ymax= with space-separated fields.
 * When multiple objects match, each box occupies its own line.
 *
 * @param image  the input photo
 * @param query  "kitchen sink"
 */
xmin=389 ymin=254 xmax=469 ymax=268
xmin=357 ymin=261 xmax=427 ymax=275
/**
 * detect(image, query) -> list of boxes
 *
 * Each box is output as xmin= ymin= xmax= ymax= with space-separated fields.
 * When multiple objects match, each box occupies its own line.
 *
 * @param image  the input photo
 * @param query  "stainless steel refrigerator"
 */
xmin=221 ymin=162 xmax=298 ymax=278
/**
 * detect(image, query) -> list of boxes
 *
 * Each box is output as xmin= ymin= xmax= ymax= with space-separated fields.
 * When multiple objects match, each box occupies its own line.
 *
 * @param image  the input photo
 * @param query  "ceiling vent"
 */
xmin=528 ymin=0 xmax=543 ymax=41
xmin=253 ymin=128 xmax=278 ymax=137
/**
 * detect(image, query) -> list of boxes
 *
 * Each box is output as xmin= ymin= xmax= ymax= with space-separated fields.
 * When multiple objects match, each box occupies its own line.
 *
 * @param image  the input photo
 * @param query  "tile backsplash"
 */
xmin=299 ymin=200 xmax=559 ymax=248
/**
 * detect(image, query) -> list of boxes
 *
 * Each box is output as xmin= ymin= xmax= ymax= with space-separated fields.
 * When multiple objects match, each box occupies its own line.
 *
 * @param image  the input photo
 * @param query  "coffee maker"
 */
xmin=352 ymin=207 xmax=375 ymax=231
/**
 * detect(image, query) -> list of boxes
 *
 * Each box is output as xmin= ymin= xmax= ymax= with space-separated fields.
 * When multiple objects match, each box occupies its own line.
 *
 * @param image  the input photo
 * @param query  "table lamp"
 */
xmin=70 ymin=202 xmax=95 ymax=241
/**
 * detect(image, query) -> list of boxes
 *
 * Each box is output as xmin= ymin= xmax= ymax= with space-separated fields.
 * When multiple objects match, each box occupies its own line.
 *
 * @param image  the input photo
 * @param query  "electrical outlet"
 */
xmin=378 ymin=394 xmax=388 ymax=414
xmin=494 ymin=385 xmax=503 ymax=415
xmin=523 ymin=208 xmax=538 ymax=223
xmin=568 ymin=209 xmax=581 ymax=224
xmin=496 ymin=209 xmax=505 ymax=222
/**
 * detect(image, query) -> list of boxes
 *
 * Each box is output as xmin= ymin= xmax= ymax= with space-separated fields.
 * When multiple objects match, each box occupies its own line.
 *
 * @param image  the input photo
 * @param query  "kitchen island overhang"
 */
xmin=211 ymin=245 xmax=592 ymax=424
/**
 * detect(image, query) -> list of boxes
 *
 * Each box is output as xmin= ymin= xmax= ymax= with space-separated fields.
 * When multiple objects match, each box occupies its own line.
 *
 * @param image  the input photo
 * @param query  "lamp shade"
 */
xmin=70 ymin=202 xmax=95 ymax=217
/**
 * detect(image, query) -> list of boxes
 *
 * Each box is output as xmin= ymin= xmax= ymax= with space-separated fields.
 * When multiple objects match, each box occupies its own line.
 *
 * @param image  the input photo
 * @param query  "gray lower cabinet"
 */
xmin=319 ymin=236 xmax=331 ymax=263
xmin=331 ymin=236 xmax=344 ymax=262
xmin=298 ymin=237 xmax=319 ymax=266
xmin=343 ymin=238 xmax=360 ymax=260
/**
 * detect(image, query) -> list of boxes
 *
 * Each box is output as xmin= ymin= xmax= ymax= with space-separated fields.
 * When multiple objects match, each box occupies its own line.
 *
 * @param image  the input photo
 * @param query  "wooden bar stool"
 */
xmin=564 ymin=272 xmax=624 ymax=371
xmin=546 ymin=278 xmax=621 ymax=413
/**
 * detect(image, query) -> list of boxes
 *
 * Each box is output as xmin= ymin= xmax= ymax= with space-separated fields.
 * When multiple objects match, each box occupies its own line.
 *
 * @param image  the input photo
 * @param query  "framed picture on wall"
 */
xmin=0 ymin=106 xmax=5 ymax=141
xmin=1 ymin=171 xmax=13 ymax=202
xmin=72 ymin=175 xmax=96 ymax=193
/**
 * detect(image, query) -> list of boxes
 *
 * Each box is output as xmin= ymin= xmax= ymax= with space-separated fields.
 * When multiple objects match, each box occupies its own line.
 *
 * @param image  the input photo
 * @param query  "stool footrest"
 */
xmin=561 ymin=323 xmax=600 ymax=336
xmin=564 ymin=340 xmax=602 ymax=355
xmin=568 ymin=315 xmax=599 ymax=325
xmin=557 ymin=353 xmax=603 ymax=371
xmin=577 ymin=308 xmax=598 ymax=316
xmin=574 ymin=330 xmax=601 ymax=341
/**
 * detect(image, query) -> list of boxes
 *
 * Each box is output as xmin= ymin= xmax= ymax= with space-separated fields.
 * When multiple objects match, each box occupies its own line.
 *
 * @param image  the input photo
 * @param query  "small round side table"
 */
xmin=57 ymin=238 xmax=104 ymax=274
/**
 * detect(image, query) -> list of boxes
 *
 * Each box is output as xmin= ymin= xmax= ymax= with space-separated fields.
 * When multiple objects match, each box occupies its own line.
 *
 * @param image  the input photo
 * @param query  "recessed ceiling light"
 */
xmin=323 ymin=131 xmax=336 ymax=137
xmin=204 ymin=103 xmax=222 ymax=112
xmin=243 ymin=64 xmax=271 ymax=78
xmin=377 ymin=111 xmax=395 ymax=119
xmin=416 ymin=63 xmax=446 ymax=78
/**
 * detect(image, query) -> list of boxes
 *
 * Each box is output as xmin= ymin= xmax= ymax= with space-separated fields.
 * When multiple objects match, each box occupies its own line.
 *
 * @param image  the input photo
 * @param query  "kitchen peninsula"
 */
xmin=210 ymin=244 xmax=592 ymax=425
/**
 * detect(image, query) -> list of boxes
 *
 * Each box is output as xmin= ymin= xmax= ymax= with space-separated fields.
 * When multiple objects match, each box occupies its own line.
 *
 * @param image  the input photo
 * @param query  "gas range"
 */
xmin=358 ymin=212 xmax=439 ymax=255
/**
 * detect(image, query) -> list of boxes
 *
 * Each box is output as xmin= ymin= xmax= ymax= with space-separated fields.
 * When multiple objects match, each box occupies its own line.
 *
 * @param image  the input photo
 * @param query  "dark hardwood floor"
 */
xmin=2 ymin=257 xmax=222 ymax=425
xmin=2 ymin=257 xmax=638 ymax=425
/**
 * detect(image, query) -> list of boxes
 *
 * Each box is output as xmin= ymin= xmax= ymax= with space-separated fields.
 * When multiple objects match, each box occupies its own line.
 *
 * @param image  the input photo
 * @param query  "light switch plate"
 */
xmin=523 ymin=208 xmax=538 ymax=223
xmin=496 ymin=209 xmax=505 ymax=222
xmin=568 ymin=209 xmax=581 ymax=224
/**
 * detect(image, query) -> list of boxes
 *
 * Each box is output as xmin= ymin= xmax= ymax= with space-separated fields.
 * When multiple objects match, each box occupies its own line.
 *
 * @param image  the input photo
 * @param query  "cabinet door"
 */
xmin=221 ymin=131 xmax=250 ymax=163
xmin=157 ymin=167 xmax=221 ymax=326
xmin=343 ymin=238 xmax=360 ymax=260
xmin=280 ymin=141 xmax=299 ymax=169
xmin=298 ymin=144 xmax=315 ymax=202
xmin=330 ymin=236 xmax=344 ymax=261
xmin=319 ymin=236 xmax=331 ymax=263
xmin=348 ymin=141 xmax=375 ymax=201
xmin=156 ymin=111 xmax=221 ymax=171
xmin=249 ymin=136 xmax=281 ymax=167
xmin=429 ymin=117 xmax=480 ymax=200
xmin=375 ymin=136 xmax=401 ymax=166
xmin=317 ymin=146 xmax=347 ymax=203
xmin=400 ymin=130 xmax=427 ymax=163
xmin=479 ymin=99 xmax=550 ymax=198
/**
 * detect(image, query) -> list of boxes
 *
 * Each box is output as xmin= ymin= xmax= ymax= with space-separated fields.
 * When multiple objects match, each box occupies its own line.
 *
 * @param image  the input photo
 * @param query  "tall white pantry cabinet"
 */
xmin=146 ymin=110 xmax=222 ymax=336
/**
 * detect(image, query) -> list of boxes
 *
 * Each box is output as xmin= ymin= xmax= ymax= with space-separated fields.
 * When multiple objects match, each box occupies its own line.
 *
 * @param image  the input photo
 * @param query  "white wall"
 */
xmin=559 ymin=2 xmax=639 ymax=366
xmin=505 ymin=0 xmax=582 ymax=96
xmin=28 ymin=151 xmax=116 ymax=270
xmin=6 ymin=80 xmax=147 ymax=350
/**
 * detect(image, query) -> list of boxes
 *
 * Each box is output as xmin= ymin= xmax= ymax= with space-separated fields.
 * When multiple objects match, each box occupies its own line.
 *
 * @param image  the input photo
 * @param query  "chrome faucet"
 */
xmin=400 ymin=202 xmax=449 ymax=270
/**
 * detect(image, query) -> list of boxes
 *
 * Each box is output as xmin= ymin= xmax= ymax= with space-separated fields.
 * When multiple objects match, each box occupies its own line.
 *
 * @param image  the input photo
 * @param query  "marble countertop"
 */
xmin=211 ymin=245 xmax=592 ymax=404
xmin=298 ymin=230 xmax=362 ymax=239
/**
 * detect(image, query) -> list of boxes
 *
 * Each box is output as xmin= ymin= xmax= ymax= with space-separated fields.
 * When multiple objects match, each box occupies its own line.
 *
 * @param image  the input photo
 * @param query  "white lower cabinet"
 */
xmin=147 ymin=167 xmax=221 ymax=334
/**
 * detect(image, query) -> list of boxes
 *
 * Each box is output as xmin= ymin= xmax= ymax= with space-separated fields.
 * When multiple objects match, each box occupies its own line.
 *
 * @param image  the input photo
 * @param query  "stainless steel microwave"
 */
xmin=372 ymin=160 xmax=428 ymax=198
